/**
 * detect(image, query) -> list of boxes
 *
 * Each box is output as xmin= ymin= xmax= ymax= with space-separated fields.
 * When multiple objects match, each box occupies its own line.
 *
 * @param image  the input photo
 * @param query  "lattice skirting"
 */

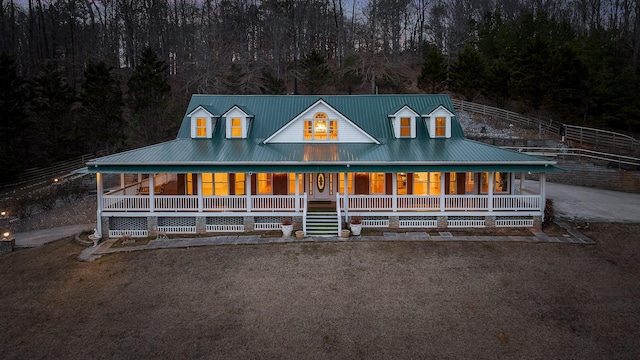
xmin=448 ymin=216 xmax=486 ymax=228
xmin=362 ymin=216 xmax=389 ymax=228
xmin=496 ymin=217 xmax=534 ymax=227
xmin=158 ymin=217 xmax=197 ymax=234
xmin=109 ymin=217 xmax=148 ymax=238
xmin=254 ymin=216 xmax=285 ymax=231
xmin=399 ymin=216 xmax=438 ymax=228
xmin=108 ymin=229 xmax=148 ymax=238
xmin=206 ymin=217 xmax=245 ymax=232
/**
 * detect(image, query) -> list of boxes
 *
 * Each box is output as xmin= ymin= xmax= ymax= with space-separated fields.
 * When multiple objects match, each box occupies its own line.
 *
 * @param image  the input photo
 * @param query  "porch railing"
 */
xmin=102 ymin=194 xmax=541 ymax=213
xmin=203 ymin=196 xmax=247 ymax=211
xmin=155 ymin=195 xmax=198 ymax=211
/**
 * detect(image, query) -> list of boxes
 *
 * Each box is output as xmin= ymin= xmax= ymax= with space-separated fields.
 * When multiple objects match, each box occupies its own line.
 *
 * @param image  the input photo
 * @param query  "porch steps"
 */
xmin=305 ymin=212 xmax=340 ymax=237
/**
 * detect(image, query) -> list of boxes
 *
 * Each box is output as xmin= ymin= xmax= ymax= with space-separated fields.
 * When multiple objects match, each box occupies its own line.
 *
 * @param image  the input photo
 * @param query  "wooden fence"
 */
xmin=451 ymin=99 xmax=639 ymax=152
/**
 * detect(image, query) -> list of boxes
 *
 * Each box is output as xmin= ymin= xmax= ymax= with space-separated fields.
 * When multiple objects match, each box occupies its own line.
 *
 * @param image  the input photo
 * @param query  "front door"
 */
xmin=309 ymin=173 xmax=331 ymax=201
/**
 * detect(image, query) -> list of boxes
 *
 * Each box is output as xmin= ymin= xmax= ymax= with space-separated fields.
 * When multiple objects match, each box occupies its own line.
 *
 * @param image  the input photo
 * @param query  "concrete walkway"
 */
xmin=78 ymin=223 xmax=594 ymax=262
xmin=12 ymin=224 xmax=95 ymax=248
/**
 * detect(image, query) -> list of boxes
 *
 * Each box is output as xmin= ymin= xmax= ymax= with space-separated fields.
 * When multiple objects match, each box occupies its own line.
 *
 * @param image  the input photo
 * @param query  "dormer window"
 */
xmin=196 ymin=118 xmax=207 ymax=137
xmin=423 ymin=104 xmax=454 ymax=139
xmin=223 ymin=105 xmax=252 ymax=139
xmin=188 ymin=105 xmax=215 ymax=139
xmin=389 ymin=105 xmax=418 ymax=138
xmin=435 ymin=117 xmax=446 ymax=137
xmin=400 ymin=117 xmax=411 ymax=137
xmin=231 ymin=118 xmax=242 ymax=138
xmin=304 ymin=112 xmax=337 ymax=140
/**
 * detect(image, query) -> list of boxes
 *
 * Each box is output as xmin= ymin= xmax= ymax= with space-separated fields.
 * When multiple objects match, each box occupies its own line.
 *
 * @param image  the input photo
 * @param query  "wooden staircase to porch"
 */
xmin=305 ymin=211 xmax=340 ymax=237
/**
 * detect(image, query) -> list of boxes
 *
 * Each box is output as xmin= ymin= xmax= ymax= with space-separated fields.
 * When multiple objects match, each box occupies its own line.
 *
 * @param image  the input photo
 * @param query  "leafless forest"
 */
xmin=1 ymin=0 xmax=640 ymax=182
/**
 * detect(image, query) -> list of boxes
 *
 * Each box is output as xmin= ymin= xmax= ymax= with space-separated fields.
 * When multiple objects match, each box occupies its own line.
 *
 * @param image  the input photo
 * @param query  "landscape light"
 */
xmin=53 ymin=178 xmax=59 ymax=183
xmin=2 ymin=231 xmax=10 ymax=240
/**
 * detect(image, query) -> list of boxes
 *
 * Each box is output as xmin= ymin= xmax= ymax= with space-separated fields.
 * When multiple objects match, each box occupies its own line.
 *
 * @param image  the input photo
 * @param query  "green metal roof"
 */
xmin=176 ymin=94 xmax=465 ymax=140
xmin=88 ymin=94 xmax=560 ymax=173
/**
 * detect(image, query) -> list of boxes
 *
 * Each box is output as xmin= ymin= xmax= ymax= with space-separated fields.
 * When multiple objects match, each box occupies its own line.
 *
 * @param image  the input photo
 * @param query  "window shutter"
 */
xmin=406 ymin=172 xmax=413 ymax=194
xmin=457 ymin=173 xmax=466 ymax=195
xmin=385 ymin=173 xmax=393 ymax=195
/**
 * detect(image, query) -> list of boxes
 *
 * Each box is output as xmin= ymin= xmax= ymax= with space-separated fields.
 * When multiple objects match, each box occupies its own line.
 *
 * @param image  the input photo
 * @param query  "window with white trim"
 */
xmin=304 ymin=112 xmax=338 ymax=140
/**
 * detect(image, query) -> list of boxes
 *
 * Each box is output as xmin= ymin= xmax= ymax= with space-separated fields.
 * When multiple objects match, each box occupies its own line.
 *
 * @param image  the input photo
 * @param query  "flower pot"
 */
xmin=350 ymin=223 xmax=362 ymax=236
xmin=341 ymin=229 xmax=350 ymax=238
xmin=295 ymin=230 xmax=304 ymax=240
xmin=281 ymin=224 xmax=293 ymax=237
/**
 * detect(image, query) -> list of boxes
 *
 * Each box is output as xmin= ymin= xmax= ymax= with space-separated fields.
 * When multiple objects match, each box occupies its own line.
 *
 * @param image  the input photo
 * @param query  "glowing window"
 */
xmin=196 ymin=117 xmax=207 ymax=137
xmin=214 ymin=173 xmax=229 ymax=196
xmin=400 ymin=117 xmax=411 ymax=137
xmin=339 ymin=173 xmax=353 ymax=194
xmin=235 ymin=173 xmax=246 ymax=195
xmin=435 ymin=117 xmax=446 ymax=137
xmin=288 ymin=173 xmax=303 ymax=194
xmin=397 ymin=172 xmax=407 ymax=194
xmin=201 ymin=173 xmax=213 ymax=195
xmin=370 ymin=173 xmax=385 ymax=194
xmin=231 ymin=118 xmax=242 ymax=137
xmin=465 ymin=172 xmax=475 ymax=193
xmin=186 ymin=173 xmax=194 ymax=195
xmin=413 ymin=172 xmax=441 ymax=195
xmin=257 ymin=173 xmax=272 ymax=194
xmin=304 ymin=112 xmax=337 ymax=140
xmin=480 ymin=172 xmax=508 ymax=193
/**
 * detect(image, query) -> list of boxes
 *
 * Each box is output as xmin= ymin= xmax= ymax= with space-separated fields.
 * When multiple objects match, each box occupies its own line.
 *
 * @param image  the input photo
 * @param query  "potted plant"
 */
xmin=295 ymin=230 xmax=304 ymax=240
xmin=349 ymin=216 xmax=362 ymax=236
xmin=281 ymin=217 xmax=293 ymax=237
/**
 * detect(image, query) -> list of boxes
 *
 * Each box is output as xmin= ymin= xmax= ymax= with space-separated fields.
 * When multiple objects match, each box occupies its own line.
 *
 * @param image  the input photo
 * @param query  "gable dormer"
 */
xmin=187 ymin=105 xmax=216 ymax=139
xmin=222 ymin=105 xmax=252 ymax=139
xmin=388 ymin=105 xmax=419 ymax=138
xmin=264 ymin=99 xmax=379 ymax=144
xmin=422 ymin=104 xmax=454 ymax=139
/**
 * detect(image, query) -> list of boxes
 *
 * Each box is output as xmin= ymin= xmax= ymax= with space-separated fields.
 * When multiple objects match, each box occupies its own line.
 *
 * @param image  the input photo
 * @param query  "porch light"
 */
xmin=0 ymin=211 xmax=6 ymax=217
xmin=53 ymin=178 xmax=59 ymax=183
xmin=2 ymin=231 xmax=10 ymax=240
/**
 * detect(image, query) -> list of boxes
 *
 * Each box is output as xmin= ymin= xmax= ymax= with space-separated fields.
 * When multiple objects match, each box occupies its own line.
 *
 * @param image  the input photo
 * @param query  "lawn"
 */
xmin=1 ymin=223 xmax=639 ymax=359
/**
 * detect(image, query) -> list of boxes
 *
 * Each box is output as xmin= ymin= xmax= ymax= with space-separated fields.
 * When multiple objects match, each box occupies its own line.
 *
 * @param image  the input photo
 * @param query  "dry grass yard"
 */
xmin=1 ymin=223 xmax=639 ymax=359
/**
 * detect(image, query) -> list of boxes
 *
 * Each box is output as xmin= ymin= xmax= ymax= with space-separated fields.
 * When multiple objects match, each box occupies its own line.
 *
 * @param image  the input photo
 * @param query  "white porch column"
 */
xmin=96 ymin=172 xmax=103 ymax=237
xmin=488 ymin=172 xmax=494 ymax=212
xmin=439 ymin=173 xmax=445 ymax=211
xmin=246 ymin=173 xmax=252 ymax=212
xmin=149 ymin=174 xmax=155 ymax=212
xmin=520 ymin=172 xmax=525 ymax=194
xmin=392 ymin=172 xmax=397 ymax=212
xmin=295 ymin=173 xmax=300 ymax=212
xmin=343 ymin=172 xmax=349 ymax=218
xmin=540 ymin=172 xmax=546 ymax=216
xmin=197 ymin=173 xmax=203 ymax=212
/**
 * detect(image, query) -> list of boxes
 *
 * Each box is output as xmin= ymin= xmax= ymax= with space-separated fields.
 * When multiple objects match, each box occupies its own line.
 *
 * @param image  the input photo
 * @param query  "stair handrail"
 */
xmin=302 ymin=192 xmax=307 ymax=235
xmin=336 ymin=192 xmax=342 ymax=235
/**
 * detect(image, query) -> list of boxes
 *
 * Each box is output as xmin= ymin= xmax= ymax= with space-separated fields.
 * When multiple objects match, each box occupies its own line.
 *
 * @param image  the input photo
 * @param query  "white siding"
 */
xmin=268 ymin=102 xmax=375 ymax=143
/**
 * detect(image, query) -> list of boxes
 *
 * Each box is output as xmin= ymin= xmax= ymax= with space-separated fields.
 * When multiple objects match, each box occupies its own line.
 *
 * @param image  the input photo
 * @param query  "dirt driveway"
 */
xmin=1 ymin=223 xmax=639 ymax=359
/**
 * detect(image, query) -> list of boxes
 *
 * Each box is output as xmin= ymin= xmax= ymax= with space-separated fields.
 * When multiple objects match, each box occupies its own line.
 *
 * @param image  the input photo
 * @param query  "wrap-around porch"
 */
xmin=96 ymin=171 xmax=547 ymax=237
